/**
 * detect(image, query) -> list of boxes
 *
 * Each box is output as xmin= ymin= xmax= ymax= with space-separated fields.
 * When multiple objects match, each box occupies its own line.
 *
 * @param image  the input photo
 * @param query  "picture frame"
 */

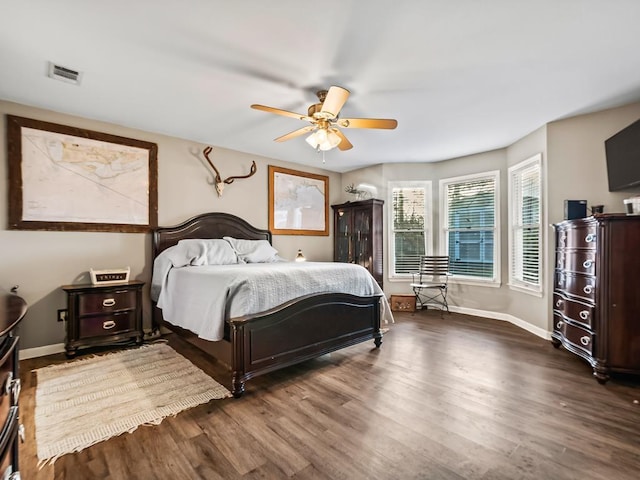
xmin=268 ymin=165 xmax=329 ymax=236
xmin=6 ymin=115 xmax=158 ymax=232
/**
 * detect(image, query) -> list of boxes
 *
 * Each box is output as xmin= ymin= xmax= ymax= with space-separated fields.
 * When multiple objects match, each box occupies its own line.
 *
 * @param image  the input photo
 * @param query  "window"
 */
xmin=439 ymin=171 xmax=500 ymax=284
xmin=388 ymin=181 xmax=431 ymax=277
xmin=508 ymin=154 xmax=542 ymax=293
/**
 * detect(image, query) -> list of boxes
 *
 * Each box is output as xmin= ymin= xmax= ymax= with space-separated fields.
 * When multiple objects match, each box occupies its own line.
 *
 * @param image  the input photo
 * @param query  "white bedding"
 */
xmin=153 ymin=261 xmax=393 ymax=341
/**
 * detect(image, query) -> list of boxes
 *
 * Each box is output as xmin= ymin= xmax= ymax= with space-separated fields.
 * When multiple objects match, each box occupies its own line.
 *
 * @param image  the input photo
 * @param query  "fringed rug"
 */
xmin=35 ymin=342 xmax=231 ymax=465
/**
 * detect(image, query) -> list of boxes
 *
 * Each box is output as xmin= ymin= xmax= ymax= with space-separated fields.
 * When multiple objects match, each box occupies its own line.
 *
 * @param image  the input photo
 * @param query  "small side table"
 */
xmin=62 ymin=281 xmax=144 ymax=357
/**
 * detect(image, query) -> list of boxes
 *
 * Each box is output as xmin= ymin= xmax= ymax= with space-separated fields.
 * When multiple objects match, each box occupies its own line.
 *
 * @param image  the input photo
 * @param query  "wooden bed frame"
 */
xmin=152 ymin=212 xmax=383 ymax=397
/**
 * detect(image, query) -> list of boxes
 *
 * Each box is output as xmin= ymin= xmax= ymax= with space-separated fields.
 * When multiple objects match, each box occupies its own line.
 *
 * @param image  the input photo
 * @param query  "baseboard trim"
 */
xmin=19 ymin=343 xmax=65 ymax=360
xmin=447 ymin=305 xmax=552 ymax=340
xmin=19 ymin=313 xmax=550 ymax=360
xmin=19 ymin=329 xmax=164 ymax=360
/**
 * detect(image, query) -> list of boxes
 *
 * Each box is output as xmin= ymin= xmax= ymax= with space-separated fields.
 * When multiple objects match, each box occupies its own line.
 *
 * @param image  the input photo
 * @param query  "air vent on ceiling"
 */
xmin=47 ymin=62 xmax=82 ymax=85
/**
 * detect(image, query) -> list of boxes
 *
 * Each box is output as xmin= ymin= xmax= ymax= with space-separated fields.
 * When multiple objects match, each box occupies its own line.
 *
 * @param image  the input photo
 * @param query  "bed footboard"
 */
xmin=228 ymin=292 xmax=382 ymax=397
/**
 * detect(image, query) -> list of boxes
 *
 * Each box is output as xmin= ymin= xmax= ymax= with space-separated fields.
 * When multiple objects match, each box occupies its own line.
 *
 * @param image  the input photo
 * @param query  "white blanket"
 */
xmin=153 ymin=261 xmax=393 ymax=341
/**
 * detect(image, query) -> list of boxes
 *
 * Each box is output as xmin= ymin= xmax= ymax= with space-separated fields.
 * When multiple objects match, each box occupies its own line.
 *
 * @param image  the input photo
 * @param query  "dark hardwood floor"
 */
xmin=19 ymin=310 xmax=640 ymax=479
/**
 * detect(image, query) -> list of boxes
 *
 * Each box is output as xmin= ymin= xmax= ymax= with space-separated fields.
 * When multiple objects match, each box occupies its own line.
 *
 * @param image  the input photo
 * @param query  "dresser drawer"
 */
xmin=78 ymin=289 xmax=137 ymax=315
xmin=0 ymin=406 xmax=18 ymax=479
xmin=0 ymin=337 xmax=18 ymax=439
xmin=556 ymin=225 xmax=597 ymax=250
xmin=78 ymin=311 xmax=136 ymax=339
xmin=555 ymin=316 xmax=594 ymax=356
xmin=555 ymin=271 xmax=596 ymax=303
xmin=553 ymin=293 xmax=594 ymax=329
xmin=556 ymin=250 xmax=596 ymax=275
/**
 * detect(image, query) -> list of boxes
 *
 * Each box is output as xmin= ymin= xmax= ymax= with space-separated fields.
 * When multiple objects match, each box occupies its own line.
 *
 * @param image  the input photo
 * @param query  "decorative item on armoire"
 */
xmin=345 ymin=183 xmax=370 ymax=201
xmin=202 ymin=146 xmax=257 ymax=197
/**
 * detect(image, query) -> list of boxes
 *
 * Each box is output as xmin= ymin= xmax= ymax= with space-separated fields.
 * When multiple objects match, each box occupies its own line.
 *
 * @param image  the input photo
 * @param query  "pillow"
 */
xmin=223 ymin=237 xmax=280 ymax=263
xmin=176 ymin=239 xmax=239 ymax=265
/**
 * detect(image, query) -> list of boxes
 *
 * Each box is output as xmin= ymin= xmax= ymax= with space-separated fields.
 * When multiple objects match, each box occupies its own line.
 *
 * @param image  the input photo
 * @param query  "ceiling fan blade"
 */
xmin=337 ymin=118 xmax=398 ymax=129
xmin=321 ymin=86 xmax=350 ymax=118
xmin=251 ymin=104 xmax=310 ymax=121
xmin=274 ymin=126 xmax=315 ymax=142
xmin=334 ymin=129 xmax=353 ymax=151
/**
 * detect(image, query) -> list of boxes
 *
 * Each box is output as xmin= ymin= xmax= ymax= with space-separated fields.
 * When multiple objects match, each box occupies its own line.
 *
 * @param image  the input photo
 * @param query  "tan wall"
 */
xmin=0 ymin=101 xmax=340 ymax=350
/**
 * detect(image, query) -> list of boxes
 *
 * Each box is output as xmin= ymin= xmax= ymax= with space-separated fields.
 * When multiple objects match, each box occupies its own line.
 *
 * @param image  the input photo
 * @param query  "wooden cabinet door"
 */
xmin=353 ymin=207 xmax=373 ymax=271
xmin=334 ymin=207 xmax=353 ymax=263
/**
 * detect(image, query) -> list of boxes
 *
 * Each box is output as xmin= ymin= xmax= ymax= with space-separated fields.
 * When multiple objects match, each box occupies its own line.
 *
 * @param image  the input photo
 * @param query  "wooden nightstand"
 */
xmin=62 ymin=281 xmax=144 ymax=357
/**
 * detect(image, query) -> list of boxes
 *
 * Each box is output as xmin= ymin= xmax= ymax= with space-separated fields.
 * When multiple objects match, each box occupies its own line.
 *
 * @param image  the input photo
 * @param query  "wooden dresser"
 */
xmin=0 ymin=291 xmax=26 ymax=479
xmin=552 ymin=214 xmax=640 ymax=382
xmin=331 ymin=199 xmax=384 ymax=288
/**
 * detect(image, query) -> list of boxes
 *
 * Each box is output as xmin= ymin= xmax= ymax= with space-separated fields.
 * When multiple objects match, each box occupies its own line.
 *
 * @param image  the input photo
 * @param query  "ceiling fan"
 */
xmin=251 ymin=86 xmax=397 ymax=152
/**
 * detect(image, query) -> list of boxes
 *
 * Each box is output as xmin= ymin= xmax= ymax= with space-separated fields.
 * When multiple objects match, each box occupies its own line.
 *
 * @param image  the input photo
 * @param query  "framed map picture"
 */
xmin=6 ymin=115 xmax=158 ymax=232
xmin=268 ymin=165 xmax=329 ymax=236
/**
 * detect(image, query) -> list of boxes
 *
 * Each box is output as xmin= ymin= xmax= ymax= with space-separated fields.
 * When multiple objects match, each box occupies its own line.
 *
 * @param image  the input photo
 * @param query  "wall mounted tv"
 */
xmin=605 ymin=117 xmax=640 ymax=192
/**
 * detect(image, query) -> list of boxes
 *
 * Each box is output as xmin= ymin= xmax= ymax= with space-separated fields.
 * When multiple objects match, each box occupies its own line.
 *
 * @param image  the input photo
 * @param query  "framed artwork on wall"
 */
xmin=6 ymin=115 xmax=158 ymax=232
xmin=268 ymin=165 xmax=329 ymax=236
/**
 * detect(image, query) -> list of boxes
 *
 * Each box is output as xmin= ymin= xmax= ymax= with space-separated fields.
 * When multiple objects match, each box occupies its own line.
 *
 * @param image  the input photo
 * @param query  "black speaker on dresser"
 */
xmin=564 ymin=200 xmax=587 ymax=220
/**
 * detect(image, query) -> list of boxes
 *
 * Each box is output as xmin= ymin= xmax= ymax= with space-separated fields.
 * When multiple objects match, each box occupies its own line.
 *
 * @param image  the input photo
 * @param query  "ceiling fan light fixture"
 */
xmin=306 ymin=128 xmax=341 ymax=151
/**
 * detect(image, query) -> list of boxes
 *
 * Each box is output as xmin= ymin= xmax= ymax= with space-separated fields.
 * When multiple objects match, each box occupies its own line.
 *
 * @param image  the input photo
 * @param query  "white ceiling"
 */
xmin=2 ymin=1 xmax=640 ymax=173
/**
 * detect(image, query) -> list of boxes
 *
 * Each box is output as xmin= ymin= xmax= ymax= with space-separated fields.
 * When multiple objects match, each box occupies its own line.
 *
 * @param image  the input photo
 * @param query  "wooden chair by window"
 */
xmin=410 ymin=256 xmax=450 ymax=313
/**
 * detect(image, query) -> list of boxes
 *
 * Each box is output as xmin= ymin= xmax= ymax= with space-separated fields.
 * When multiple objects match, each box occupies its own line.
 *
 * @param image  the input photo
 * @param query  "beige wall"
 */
xmin=0 ymin=101 xmax=340 ymax=350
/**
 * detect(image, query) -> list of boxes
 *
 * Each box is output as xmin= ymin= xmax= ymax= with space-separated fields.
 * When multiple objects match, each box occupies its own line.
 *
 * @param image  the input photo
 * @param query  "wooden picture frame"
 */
xmin=6 ymin=115 xmax=158 ymax=232
xmin=268 ymin=165 xmax=329 ymax=236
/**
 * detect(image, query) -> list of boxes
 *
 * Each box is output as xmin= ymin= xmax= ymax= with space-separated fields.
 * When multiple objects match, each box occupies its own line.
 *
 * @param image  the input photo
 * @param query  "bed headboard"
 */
xmin=152 ymin=212 xmax=272 ymax=258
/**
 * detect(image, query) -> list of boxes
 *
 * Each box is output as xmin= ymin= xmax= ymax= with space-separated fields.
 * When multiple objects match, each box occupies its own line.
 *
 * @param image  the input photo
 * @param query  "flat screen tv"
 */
xmin=605 ymin=118 xmax=640 ymax=191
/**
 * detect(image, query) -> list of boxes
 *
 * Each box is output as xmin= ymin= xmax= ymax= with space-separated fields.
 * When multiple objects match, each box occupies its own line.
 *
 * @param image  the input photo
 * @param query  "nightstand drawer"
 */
xmin=78 ymin=289 xmax=137 ymax=315
xmin=79 ymin=311 xmax=136 ymax=339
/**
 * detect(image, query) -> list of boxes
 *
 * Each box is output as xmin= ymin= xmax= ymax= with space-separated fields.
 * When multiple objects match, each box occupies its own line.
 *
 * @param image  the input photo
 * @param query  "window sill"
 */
xmin=508 ymin=283 xmax=543 ymax=297
xmin=448 ymin=278 xmax=501 ymax=288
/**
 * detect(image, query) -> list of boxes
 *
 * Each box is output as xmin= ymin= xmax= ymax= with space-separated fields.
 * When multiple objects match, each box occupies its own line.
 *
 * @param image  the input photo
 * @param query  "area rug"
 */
xmin=34 ymin=342 xmax=231 ymax=465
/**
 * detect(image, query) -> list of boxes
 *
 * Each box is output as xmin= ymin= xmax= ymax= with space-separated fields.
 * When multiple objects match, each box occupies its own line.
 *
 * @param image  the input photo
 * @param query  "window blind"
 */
xmin=510 ymin=160 xmax=541 ymax=287
xmin=444 ymin=177 xmax=496 ymax=279
xmin=391 ymin=186 xmax=427 ymax=274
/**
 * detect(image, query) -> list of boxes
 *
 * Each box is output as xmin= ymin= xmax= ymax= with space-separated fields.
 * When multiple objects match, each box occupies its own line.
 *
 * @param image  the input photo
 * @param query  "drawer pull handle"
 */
xmin=4 ymin=372 xmax=12 ymax=396
xmin=556 ymin=320 xmax=563 ymax=329
xmin=580 ymin=336 xmax=590 ymax=346
xmin=583 ymin=285 xmax=593 ymax=294
xmin=103 ymin=298 xmax=116 ymax=307
xmin=579 ymin=310 xmax=590 ymax=321
xmin=555 ymin=299 xmax=563 ymax=308
xmin=585 ymin=233 xmax=596 ymax=243
xmin=10 ymin=378 xmax=21 ymax=403
xmin=582 ymin=260 xmax=593 ymax=269
xmin=103 ymin=320 xmax=116 ymax=330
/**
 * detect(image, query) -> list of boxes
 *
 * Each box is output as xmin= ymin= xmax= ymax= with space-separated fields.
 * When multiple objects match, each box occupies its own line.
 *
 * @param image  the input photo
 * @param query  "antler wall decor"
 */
xmin=203 ymin=146 xmax=257 ymax=197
